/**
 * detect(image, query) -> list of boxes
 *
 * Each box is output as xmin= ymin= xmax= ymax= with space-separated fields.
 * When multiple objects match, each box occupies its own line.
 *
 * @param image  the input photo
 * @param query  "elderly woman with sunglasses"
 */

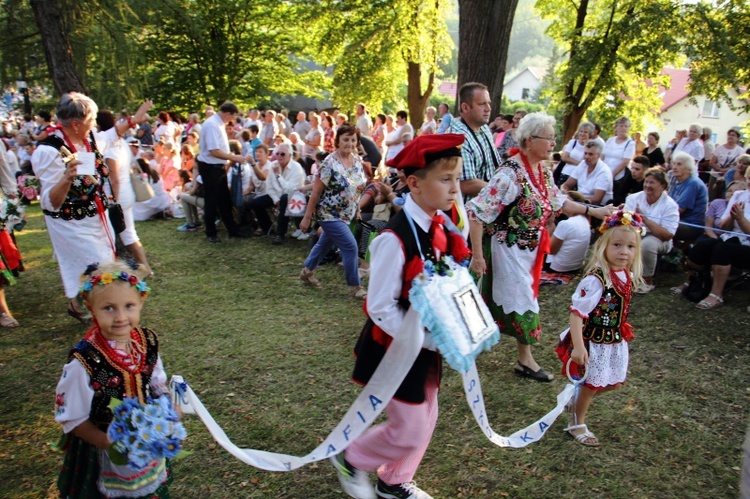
xmin=31 ymin=92 xmax=152 ymax=322
xmin=299 ymin=124 xmax=368 ymax=298
xmin=467 ymin=112 xmax=613 ymax=382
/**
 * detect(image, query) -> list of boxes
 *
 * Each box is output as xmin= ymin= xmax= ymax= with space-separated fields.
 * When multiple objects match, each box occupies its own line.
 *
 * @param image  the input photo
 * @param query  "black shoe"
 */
xmin=207 ymin=236 xmax=221 ymax=243
xmin=272 ymin=234 xmax=284 ymax=245
xmin=67 ymin=301 xmax=91 ymax=325
xmin=514 ymin=362 xmax=554 ymax=382
xmin=376 ymin=479 xmax=433 ymax=498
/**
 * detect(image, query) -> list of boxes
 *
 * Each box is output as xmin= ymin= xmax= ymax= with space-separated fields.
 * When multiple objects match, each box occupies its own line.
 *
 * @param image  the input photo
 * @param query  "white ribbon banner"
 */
xmin=170 ymin=309 xmax=576 ymax=471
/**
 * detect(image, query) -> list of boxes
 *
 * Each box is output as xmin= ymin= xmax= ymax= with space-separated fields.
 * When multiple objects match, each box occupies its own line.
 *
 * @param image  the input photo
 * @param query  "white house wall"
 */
xmin=644 ymin=90 xmax=749 ymax=149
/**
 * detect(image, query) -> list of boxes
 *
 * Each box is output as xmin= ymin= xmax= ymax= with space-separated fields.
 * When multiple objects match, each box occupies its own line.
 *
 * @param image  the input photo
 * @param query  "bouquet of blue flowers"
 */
xmin=107 ymin=394 xmax=188 ymax=470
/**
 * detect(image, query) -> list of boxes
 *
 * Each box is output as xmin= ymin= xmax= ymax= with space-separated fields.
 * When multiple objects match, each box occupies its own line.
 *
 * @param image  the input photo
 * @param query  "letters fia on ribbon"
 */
xmin=170 ymin=310 xmax=576 ymax=471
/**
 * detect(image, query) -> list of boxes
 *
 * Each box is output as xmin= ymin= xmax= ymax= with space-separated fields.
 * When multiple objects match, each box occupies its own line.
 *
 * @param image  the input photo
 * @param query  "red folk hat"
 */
xmin=386 ymin=133 xmax=465 ymax=170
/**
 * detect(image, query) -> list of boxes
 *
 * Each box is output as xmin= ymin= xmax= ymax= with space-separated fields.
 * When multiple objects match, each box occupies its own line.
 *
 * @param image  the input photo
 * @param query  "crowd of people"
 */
xmin=0 ymin=82 xmax=749 ymax=497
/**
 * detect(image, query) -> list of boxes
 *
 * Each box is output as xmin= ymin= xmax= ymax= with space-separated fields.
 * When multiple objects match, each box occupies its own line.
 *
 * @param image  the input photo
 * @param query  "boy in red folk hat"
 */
xmin=330 ymin=134 xmax=470 ymax=499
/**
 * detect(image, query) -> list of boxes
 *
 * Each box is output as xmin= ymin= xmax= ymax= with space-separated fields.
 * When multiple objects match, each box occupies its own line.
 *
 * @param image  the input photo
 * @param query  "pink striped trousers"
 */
xmin=345 ymin=374 xmax=439 ymax=485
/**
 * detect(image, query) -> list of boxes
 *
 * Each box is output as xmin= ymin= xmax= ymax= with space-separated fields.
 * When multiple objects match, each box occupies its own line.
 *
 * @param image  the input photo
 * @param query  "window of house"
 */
xmin=702 ymin=100 xmax=719 ymax=119
xmin=521 ymin=88 xmax=530 ymax=100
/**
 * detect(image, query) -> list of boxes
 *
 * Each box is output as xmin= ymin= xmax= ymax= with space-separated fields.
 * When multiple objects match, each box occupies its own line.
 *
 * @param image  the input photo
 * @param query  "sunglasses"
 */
xmin=277 ymin=152 xmax=286 ymax=157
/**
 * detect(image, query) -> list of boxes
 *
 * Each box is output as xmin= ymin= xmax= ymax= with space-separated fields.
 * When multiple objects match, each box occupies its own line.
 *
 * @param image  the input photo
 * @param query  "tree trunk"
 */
xmin=30 ymin=0 xmax=86 ymax=95
xmin=407 ymin=61 xmax=434 ymax=130
xmin=457 ymin=0 xmax=519 ymax=117
xmin=562 ymin=106 xmax=587 ymax=144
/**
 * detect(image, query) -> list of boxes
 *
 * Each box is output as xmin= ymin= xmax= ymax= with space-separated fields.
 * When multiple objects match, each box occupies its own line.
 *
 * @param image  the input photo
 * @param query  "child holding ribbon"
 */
xmin=330 ymin=134 xmax=470 ymax=499
xmin=54 ymin=260 xmax=174 ymax=498
xmin=556 ymin=210 xmax=643 ymax=447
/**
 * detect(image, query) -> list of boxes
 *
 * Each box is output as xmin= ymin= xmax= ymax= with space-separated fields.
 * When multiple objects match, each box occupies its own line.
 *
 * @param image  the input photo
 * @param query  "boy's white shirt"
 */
xmin=366 ymin=194 xmax=443 ymax=350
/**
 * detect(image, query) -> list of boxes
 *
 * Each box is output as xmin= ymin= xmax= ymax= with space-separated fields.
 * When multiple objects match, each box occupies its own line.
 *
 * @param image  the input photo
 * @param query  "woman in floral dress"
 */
xmin=467 ymin=112 xmax=613 ymax=381
xmin=300 ymin=124 xmax=367 ymax=298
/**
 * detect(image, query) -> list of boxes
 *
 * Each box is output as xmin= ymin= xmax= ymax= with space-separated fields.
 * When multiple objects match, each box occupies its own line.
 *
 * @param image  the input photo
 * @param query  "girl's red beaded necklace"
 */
xmin=610 ymin=268 xmax=632 ymax=299
xmin=86 ymin=325 xmax=147 ymax=373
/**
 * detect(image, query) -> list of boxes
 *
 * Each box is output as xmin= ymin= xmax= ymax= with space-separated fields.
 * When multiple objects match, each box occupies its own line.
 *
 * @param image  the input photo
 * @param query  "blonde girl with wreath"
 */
xmin=54 ymin=260 xmax=174 ymax=498
xmin=556 ymin=210 xmax=643 ymax=447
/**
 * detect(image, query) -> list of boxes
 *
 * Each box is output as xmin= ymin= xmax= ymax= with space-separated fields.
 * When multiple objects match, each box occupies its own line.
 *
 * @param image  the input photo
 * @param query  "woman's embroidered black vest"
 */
xmin=485 ymin=160 xmax=547 ymax=251
xmin=40 ymin=132 xmax=109 ymax=220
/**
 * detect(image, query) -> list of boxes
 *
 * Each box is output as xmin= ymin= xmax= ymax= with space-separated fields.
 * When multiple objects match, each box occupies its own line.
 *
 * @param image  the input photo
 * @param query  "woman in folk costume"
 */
xmin=466 ymin=112 xmax=613 ymax=382
xmin=331 ymin=134 xmax=471 ymax=499
xmin=31 ymin=93 xmax=152 ymax=323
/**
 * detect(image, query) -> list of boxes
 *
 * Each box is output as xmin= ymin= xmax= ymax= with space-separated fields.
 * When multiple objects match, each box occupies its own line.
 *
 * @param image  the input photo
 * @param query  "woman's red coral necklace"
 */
xmin=518 ymin=151 xmax=550 ymax=213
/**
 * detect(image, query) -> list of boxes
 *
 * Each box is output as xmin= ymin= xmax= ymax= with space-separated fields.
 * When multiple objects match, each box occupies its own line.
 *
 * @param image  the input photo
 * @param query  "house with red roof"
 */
xmin=646 ymin=67 xmax=748 ymax=149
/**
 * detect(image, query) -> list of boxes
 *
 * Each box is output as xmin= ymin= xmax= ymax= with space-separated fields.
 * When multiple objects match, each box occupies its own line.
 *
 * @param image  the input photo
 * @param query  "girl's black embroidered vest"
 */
xmin=40 ymin=131 xmax=109 ymax=221
xmin=69 ymin=327 xmax=160 ymax=430
xmin=583 ymin=269 xmax=629 ymax=344
xmin=352 ymin=209 xmax=444 ymax=404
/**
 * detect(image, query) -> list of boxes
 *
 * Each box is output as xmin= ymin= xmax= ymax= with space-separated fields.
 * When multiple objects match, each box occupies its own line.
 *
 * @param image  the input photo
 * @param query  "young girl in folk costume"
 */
xmin=54 ymin=260 xmax=173 ymax=498
xmin=556 ymin=210 xmax=643 ymax=447
xmin=330 ymin=134 xmax=470 ymax=499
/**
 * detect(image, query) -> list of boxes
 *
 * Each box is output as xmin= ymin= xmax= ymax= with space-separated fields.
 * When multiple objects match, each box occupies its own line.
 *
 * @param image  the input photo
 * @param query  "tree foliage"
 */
xmin=306 ymin=0 xmax=453 ymax=125
xmin=133 ymin=0 xmax=328 ymax=113
xmin=536 ymin=0 xmax=683 ymax=142
xmin=683 ymin=0 xmax=750 ymax=113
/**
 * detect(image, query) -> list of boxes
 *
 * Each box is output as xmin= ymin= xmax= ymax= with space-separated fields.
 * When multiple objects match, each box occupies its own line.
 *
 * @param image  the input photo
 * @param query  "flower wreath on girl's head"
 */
xmin=77 ymin=260 xmax=150 ymax=305
xmin=599 ymin=209 xmax=644 ymax=235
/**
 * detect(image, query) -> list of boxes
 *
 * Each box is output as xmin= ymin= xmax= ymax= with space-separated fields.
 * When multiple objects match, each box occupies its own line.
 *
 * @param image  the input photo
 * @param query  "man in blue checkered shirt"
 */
xmin=448 ymin=82 xmax=501 ymax=202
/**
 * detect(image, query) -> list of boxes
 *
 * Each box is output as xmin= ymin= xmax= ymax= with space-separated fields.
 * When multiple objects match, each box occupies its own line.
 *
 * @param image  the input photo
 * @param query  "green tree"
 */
xmin=683 ymin=0 xmax=750 ymax=113
xmin=135 ymin=0 xmax=327 ymax=114
xmin=536 ymin=0 xmax=683 ymax=142
xmin=308 ymin=0 xmax=453 ymax=128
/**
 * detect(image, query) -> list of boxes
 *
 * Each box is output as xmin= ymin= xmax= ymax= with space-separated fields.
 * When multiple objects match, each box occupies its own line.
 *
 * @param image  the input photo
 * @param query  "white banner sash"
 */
xmin=171 ymin=308 xmax=426 ymax=471
xmin=170 ymin=311 xmax=576 ymax=470
xmin=461 ymin=362 xmax=576 ymax=447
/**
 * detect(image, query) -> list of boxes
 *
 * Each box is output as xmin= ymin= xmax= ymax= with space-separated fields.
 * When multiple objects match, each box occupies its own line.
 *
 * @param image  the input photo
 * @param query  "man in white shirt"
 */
xmin=249 ymin=142 xmax=305 ymax=245
xmin=243 ymin=109 xmax=262 ymax=130
xmin=624 ymin=167 xmax=680 ymax=293
xmin=561 ymin=141 xmax=613 ymax=205
xmin=197 ymin=101 xmax=251 ymax=242
xmin=547 ymin=192 xmax=591 ymax=273
xmin=355 ymin=103 xmax=372 ymax=137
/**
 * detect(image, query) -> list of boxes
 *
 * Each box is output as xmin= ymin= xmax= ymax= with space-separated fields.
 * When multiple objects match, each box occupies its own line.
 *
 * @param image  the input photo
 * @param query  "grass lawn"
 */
xmin=0 ymin=203 xmax=748 ymax=498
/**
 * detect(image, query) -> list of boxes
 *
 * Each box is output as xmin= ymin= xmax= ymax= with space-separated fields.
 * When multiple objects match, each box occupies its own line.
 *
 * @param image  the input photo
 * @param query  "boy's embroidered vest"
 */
xmin=582 ymin=269 xmax=631 ymax=344
xmin=352 ymin=210 xmax=445 ymax=404
xmin=69 ymin=327 xmax=160 ymax=430
xmin=39 ymin=132 xmax=109 ymax=220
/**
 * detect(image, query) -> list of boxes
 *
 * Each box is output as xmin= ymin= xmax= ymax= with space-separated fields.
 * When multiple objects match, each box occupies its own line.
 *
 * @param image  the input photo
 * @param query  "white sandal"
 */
xmin=696 ymin=292 xmax=723 ymax=310
xmin=563 ymin=424 xmax=600 ymax=447
xmin=670 ymin=282 xmax=689 ymax=295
